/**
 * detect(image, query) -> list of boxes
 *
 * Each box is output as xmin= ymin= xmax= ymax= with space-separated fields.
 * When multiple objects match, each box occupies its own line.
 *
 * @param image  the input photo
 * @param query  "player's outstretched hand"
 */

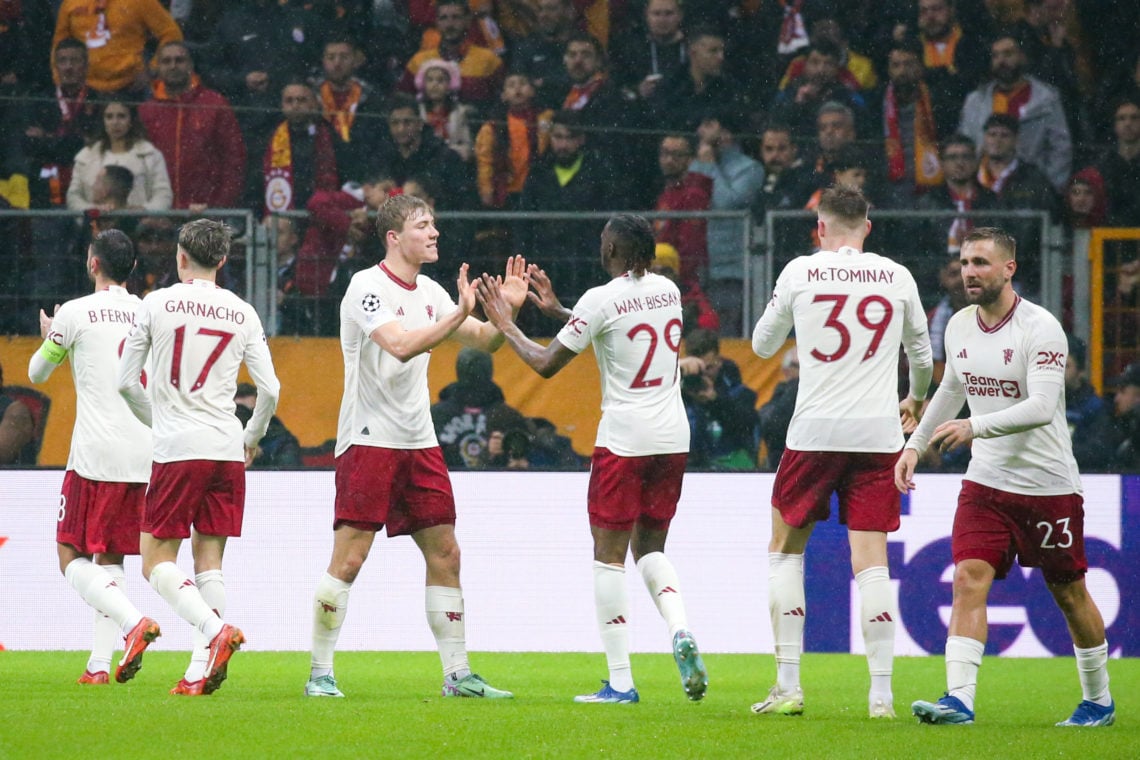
xmin=456 ymin=263 xmax=476 ymax=317
xmin=499 ymin=255 xmax=529 ymax=311
xmin=39 ymin=304 xmax=60 ymax=339
xmin=899 ymin=396 xmax=923 ymax=434
xmin=526 ymin=264 xmax=568 ymax=320
xmin=894 ymin=449 xmax=919 ymax=493
xmin=475 ymin=273 xmax=513 ymax=330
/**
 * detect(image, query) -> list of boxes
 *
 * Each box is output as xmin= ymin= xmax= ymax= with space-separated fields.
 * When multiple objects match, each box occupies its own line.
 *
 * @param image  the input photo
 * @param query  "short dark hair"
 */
xmin=687 ymin=24 xmax=724 ymax=46
xmin=157 ymin=39 xmax=192 ymax=60
xmin=941 ymin=133 xmax=976 ymax=154
xmin=889 ymin=36 xmax=925 ymax=60
xmin=762 ymin=121 xmax=795 ymax=139
xmin=807 ymin=39 xmax=842 ymax=61
xmin=607 ymin=214 xmax=656 ymax=272
xmin=984 ymin=113 xmax=1020 ymax=134
xmin=990 ymin=29 xmax=1024 ymax=50
xmin=817 ymin=185 xmax=870 ymax=225
xmin=962 ymin=226 xmax=1017 ymax=260
xmin=565 ymin=32 xmax=605 ymax=59
xmin=685 ymin=328 xmax=720 ymax=358
xmin=376 ymin=193 xmax=432 ymax=241
xmin=436 ymin=0 xmax=469 ymax=13
xmin=1112 ymin=95 xmax=1140 ymax=118
xmin=387 ymin=92 xmax=420 ymax=116
xmin=54 ymin=38 xmax=87 ymax=58
xmin=91 ymin=229 xmax=136 ymax=282
xmin=550 ymin=109 xmax=585 ymax=135
xmin=100 ymin=165 xmax=134 ymax=204
xmin=322 ymin=36 xmax=359 ymax=52
xmin=178 ymin=219 xmax=232 ymax=268
xmin=661 ymin=133 xmax=696 ymax=152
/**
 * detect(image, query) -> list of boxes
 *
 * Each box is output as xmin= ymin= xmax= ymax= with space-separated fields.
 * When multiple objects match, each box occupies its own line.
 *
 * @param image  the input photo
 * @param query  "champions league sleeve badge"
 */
xmin=361 ymin=293 xmax=382 ymax=313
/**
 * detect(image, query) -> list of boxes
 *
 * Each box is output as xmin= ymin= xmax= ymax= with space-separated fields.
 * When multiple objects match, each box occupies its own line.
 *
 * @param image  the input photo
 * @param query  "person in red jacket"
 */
xmin=139 ymin=41 xmax=247 ymax=210
xmin=294 ymin=174 xmax=395 ymax=334
xmin=654 ymin=133 xmax=712 ymax=287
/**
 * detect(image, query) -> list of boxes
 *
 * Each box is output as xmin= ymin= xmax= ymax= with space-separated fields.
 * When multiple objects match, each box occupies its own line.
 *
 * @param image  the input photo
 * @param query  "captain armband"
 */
xmin=37 ymin=339 xmax=68 ymax=364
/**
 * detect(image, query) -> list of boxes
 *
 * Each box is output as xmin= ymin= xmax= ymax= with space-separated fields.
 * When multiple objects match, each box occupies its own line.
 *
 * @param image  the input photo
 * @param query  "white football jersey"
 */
xmin=909 ymin=296 xmax=1081 ymax=495
xmin=119 ymin=279 xmax=280 ymax=463
xmin=336 ymin=263 xmax=458 ymax=455
xmin=752 ymin=247 xmax=933 ymax=453
xmin=41 ymin=287 xmax=152 ymax=482
xmin=557 ymin=271 xmax=689 ymax=456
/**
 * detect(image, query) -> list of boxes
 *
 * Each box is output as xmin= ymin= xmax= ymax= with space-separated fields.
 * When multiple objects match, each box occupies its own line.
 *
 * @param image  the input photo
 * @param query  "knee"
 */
xmin=331 ymin=551 xmax=368 ymax=584
xmin=427 ymin=541 xmax=461 ymax=576
xmin=951 ymin=563 xmax=991 ymax=599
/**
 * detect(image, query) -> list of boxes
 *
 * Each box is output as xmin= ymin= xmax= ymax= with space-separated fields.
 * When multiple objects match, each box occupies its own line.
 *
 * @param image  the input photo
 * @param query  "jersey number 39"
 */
xmin=810 ymin=294 xmax=894 ymax=363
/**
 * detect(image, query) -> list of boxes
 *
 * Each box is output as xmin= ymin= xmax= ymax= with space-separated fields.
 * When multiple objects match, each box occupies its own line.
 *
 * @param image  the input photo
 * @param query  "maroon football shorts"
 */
xmin=771 ymin=449 xmax=902 ymax=532
xmin=587 ymin=447 xmax=688 ymax=532
xmin=56 ymin=470 xmax=146 ymax=555
xmin=334 ymin=445 xmax=456 ymax=537
xmin=143 ymin=459 xmax=246 ymax=539
xmin=953 ymin=479 xmax=1087 ymax=584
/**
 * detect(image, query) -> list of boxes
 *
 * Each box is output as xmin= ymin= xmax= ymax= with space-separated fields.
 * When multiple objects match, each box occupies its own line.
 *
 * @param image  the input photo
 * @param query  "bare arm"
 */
xmin=0 ymin=399 xmax=34 ymax=463
xmin=370 ymin=264 xmax=477 ymax=361
xmin=475 ymin=274 xmax=577 ymax=378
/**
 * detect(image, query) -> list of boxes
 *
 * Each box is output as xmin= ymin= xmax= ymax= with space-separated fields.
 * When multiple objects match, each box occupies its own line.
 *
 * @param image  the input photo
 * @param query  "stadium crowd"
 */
xmin=2 ymin=0 xmax=1140 ymax=473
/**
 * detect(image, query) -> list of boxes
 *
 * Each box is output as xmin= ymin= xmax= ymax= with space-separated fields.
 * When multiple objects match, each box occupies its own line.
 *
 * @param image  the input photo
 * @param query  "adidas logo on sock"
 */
xmin=319 ymin=602 xmax=337 ymax=613
xmin=657 ymin=586 xmax=678 ymax=596
xmin=783 ymin=607 xmax=805 ymax=617
xmin=605 ymin=616 xmax=627 ymax=625
xmin=869 ymin=612 xmax=894 ymax=623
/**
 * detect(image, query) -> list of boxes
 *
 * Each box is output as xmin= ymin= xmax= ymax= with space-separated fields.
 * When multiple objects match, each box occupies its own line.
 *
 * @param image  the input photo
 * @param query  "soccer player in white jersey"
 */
xmin=305 ymin=194 xmax=522 ymax=700
xmin=118 ymin=219 xmax=281 ymax=696
xmin=751 ymin=186 xmax=933 ymax=719
xmin=475 ymin=214 xmax=709 ymax=705
xmin=898 ymin=228 xmax=1115 ymax=727
xmin=27 ymin=229 xmax=160 ymax=686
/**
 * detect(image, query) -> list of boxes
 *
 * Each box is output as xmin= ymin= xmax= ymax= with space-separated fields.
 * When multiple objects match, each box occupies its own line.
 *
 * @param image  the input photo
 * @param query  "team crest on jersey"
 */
xmin=361 ymin=293 xmax=382 ymax=313
xmin=1003 ymin=348 xmax=1014 ymax=365
xmin=426 ymin=305 xmax=434 ymax=319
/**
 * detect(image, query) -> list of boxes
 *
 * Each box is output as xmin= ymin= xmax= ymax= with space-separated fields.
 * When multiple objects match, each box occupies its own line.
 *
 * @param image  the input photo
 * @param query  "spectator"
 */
xmin=415 ymin=59 xmax=475 ymax=162
xmin=52 ymin=0 xmax=182 ymax=95
xmin=518 ymin=109 xmax=616 ymax=312
xmin=371 ymin=94 xmax=474 ymax=207
xmin=511 ymin=0 xmax=577 ymax=109
xmin=1062 ymin=168 xmax=1108 ymax=231
xmin=802 ymin=144 xmax=871 ymax=252
xmin=263 ymin=80 xmax=340 ymax=216
xmin=474 ymin=72 xmax=552 ymax=209
xmin=910 ymin=0 xmax=989 ymax=103
xmin=1064 ymin=334 xmax=1114 ymax=472
xmin=650 ymin=243 xmax=720 ymax=335
xmin=916 ymin=134 xmax=1000 ymax=263
xmin=958 ymin=31 xmax=1072 ymax=191
xmin=653 ymin=134 xmax=711 ymax=287
xmin=753 ymin=122 xmax=815 ymax=222
xmin=431 ymin=347 xmax=528 ymax=469
xmin=271 ymin=215 xmax=307 ymax=335
xmin=878 ymin=36 xmax=957 ymax=209
xmin=201 ymin=0 xmax=318 ymax=104
xmin=294 ymin=172 xmax=395 ymax=334
xmin=610 ymin=0 xmax=687 ymax=101
xmin=0 ymin=360 xmax=35 ymax=465
xmin=22 ymin=39 xmax=100 ymax=209
xmin=689 ymin=108 xmax=765 ymax=336
xmin=139 ymin=42 xmax=247 ymax=211
xmin=315 ymin=37 xmax=388 ymax=182
xmin=1110 ymin=362 xmax=1140 ymax=472
xmin=126 ymin=217 xmax=178 ymax=296
xmin=413 ymin=0 xmax=507 ymax=57
xmin=1093 ymin=97 xmax=1140 ymax=227
xmin=779 ymin=16 xmax=878 ymax=94
xmin=679 ymin=328 xmax=759 ymax=471
xmin=806 ymin=100 xmax=858 ymax=188
xmin=926 ymin=257 xmax=969 ymax=385
xmin=400 ymin=0 xmax=505 ymax=107
xmin=650 ymin=25 xmax=749 ymax=133
xmin=975 ymin=113 xmax=1058 ymax=297
xmin=234 ymin=383 xmax=301 ymax=468
xmin=67 ymin=100 xmax=172 ymax=212
xmin=771 ymin=39 xmax=869 ymax=139
xmin=757 ymin=346 xmax=799 ymax=470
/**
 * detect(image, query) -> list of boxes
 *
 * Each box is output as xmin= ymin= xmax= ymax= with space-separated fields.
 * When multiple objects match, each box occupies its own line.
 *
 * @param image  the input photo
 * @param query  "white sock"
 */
xmin=148 ymin=561 xmax=223 ymax=640
xmin=1074 ymin=641 xmax=1112 ymax=706
xmin=426 ymin=586 xmax=470 ymax=680
xmin=946 ymin=635 xmax=984 ymax=712
xmin=184 ymin=569 xmax=225 ymax=682
xmin=311 ymin=573 xmax=352 ymax=679
xmin=65 ymin=558 xmax=142 ymax=633
xmin=856 ymin=566 xmax=896 ymax=702
xmin=594 ymin=561 xmax=634 ymax=692
xmin=86 ymin=564 xmax=126 ymax=674
xmin=636 ymin=552 xmax=689 ymax=637
xmin=769 ymin=552 xmax=805 ymax=692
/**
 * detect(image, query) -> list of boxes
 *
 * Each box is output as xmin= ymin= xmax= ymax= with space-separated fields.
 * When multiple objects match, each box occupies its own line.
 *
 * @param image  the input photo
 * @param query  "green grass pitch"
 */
xmin=3 ymin=651 xmax=1134 ymax=759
